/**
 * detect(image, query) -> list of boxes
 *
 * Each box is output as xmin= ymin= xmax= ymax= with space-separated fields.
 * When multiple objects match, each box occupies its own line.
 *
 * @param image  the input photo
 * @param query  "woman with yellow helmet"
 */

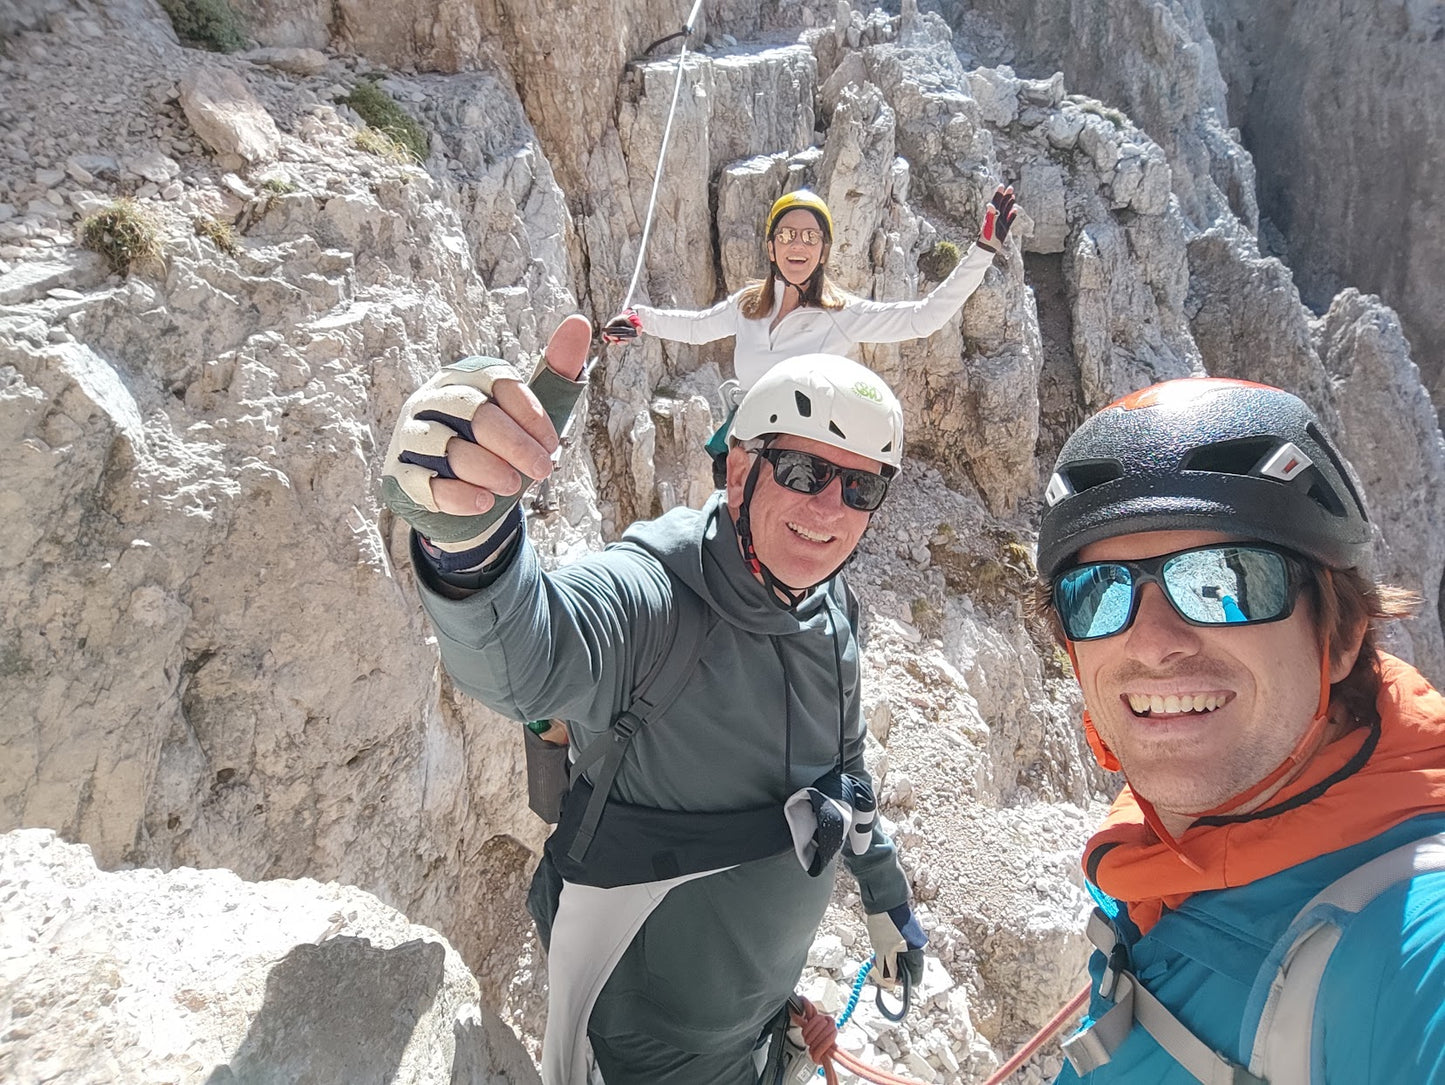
xmin=603 ymin=184 xmax=1017 ymax=482
xmin=603 ymin=183 xmax=1017 ymax=393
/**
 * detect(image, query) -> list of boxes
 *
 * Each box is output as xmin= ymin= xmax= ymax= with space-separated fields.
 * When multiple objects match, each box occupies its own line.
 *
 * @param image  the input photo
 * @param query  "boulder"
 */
xmin=0 ymin=828 xmax=538 ymax=1084
xmin=178 ymin=64 xmax=282 ymax=168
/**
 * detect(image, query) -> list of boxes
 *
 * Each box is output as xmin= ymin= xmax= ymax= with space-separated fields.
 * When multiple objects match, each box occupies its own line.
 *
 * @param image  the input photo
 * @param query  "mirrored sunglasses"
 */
xmin=756 ymin=447 xmax=890 ymax=512
xmin=772 ymin=226 xmax=824 ymax=246
xmin=1053 ymin=544 xmax=1303 ymax=642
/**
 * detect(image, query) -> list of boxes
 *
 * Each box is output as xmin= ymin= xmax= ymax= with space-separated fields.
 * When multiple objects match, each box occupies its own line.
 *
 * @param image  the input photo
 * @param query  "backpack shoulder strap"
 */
xmin=1062 ymin=909 xmax=1267 ymax=1085
xmin=1065 ymin=834 xmax=1445 ymax=1085
xmin=564 ymin=576 xmax=711 ymax=865
xmin=1247 ymin=832 xmax=1445 ymax=1085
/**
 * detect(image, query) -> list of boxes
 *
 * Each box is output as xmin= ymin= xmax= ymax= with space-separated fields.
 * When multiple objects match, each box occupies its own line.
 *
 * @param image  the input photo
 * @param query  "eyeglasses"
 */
xmin=772 ymin=227 xmax=824 ymax=247
xmin=755 ymin=447 xmax=891 ymax=512
xmin=1053 ymin=544 xmax=1303 ymax=642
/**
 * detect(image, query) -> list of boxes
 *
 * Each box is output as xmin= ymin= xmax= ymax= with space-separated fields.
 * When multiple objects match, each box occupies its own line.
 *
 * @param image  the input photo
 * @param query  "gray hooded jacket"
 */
xmin=415 ymin=492 xmax=909 ymax=1053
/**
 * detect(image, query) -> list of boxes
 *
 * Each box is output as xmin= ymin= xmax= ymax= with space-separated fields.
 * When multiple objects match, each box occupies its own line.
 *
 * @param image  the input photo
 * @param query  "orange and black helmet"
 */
xmin=1037 ymin=378 xmax=1373 ymax=579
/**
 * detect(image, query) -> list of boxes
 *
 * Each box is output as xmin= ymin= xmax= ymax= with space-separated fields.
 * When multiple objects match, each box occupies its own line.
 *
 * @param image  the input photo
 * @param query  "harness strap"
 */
xmin=1063 ymin=908 xmax=1266 ymax=1084
xmin=565 ymin=582 xmax=709 ymax=865
xmin=1247 ymin=831 xmax=1445 ymax=1085
xmin=1068 ymin=833 xmax=1445 ymax=1085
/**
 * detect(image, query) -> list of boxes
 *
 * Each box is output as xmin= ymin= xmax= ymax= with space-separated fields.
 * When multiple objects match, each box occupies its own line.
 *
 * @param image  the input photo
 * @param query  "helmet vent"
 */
xmin=794 ymin=391 xmax=813 ymax=418
xmin=828 ymin=421 xmax=847 ymax=439
xmin=1060 ymin=459 xmax=1123 ymax=493
xmin=1181 ymin=437 xmax=1277 ymax=476
xmin=1305 ymin=422 xmax=1368 ymax=520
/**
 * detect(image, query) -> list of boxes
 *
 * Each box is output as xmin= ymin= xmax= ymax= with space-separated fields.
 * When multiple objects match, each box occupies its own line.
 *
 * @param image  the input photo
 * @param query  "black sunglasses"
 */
xmin=754 ymin=447 xmax=891 ymax=512
xmin=1053 ymin=544 xmax=1304 ymax=642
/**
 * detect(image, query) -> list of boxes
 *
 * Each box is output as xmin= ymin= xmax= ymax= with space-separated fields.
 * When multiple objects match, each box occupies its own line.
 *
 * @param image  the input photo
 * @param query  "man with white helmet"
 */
xmin=381 ymin=315 xmax=925 ymax=1085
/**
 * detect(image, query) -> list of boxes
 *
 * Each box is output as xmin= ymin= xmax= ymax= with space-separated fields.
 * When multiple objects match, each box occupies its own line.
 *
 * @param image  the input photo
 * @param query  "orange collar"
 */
xmin=1084 ymin=654 xmax=1445 ymax=933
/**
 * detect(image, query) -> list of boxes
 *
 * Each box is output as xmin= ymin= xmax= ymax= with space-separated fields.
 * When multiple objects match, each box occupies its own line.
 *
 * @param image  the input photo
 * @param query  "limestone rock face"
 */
xmin=1314 ymin=290 xmax=1445 ymax=671
xmin=939 ymin=0 xmax=1257 ymax=233
xmin=0 ymin=4 xmax=579 ymax=1022
xmin=0 ymin=1 xmax=1442 ymax=1082
xmin=1204 ymin=0 xmax=1445 ymax=424
xmin=944 ymin=0 xmax=1445 ymax=426
xmin=0 ymin=828 xmax=538 ymax=1084
xmin=179 ymin=64 xmax=283 ymax=168
xmin=235 ymin=0 xmax=333 ymax=49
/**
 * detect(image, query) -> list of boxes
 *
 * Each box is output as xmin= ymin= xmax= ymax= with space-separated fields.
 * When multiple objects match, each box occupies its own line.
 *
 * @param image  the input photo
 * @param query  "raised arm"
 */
xmin=836 ymin=184 xmax=1019 ymax=344
xmin=380 ymin=313 xmax=679 ymax=731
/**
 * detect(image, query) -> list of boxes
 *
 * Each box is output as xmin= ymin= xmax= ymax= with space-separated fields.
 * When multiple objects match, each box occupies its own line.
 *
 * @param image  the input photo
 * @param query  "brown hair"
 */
xmin=738 ymin=209 xmax=847 ymax=320
xmin=1300 ymin=564 xmax=1420 ymax=728
xmin=737 ymin=268 xmax=848 ymax=319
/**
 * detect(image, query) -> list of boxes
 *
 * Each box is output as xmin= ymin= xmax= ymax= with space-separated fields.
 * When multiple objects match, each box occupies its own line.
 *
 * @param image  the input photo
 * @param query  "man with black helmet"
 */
xmin=1035 ymin=378 xmax=1445 ymax=1084
xmin=381 ymin=315 xmax=925 ymax=1085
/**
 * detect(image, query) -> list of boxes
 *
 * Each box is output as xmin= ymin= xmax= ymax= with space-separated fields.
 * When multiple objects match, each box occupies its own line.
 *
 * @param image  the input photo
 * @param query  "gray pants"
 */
xmin=590 ymin=1028 xmax=762 ymax=1085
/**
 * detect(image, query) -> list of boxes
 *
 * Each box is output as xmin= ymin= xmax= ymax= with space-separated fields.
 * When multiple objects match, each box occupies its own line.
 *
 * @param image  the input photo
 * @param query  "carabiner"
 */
xmin=874 ymin=969 xmax=911 ymax=1022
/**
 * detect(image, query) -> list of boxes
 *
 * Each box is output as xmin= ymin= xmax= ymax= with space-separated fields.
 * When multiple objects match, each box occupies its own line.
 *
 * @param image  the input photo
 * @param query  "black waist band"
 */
xmin=547 ymin=778 xmax=794 ymax=888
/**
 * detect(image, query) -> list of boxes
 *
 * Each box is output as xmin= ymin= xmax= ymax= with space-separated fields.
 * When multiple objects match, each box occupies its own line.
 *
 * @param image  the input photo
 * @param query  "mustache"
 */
xmin=1107 ymin=661 xmax=1238 ymax=687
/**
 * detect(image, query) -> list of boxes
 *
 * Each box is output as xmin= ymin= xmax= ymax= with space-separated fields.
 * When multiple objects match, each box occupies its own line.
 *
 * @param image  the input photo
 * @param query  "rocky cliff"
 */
xmin=937 ymin=0 xmax=1445 ymax=423
xmin=1 ymin=0 xmax=1442 ymax=1081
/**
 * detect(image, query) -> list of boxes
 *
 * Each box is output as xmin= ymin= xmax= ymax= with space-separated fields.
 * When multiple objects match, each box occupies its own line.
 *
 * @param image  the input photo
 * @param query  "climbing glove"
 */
xmin=977 ymin=184 xmax=1017 ymax=254
xmin=381 ymin=354 xmax=582 ymax=569
xmin=784 ymin=771 xmax=877 ymax=877
xmin=601 ymin=308 xmax=642 ymax=343
xmin=866 ymin=903 xmax=928 ymax=989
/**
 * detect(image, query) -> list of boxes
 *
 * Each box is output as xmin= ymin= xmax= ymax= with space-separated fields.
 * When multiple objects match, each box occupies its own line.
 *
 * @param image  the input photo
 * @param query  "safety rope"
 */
xmin=620 ymin=0 xmax=706 ymax=312
xmin=792 ymin=996 xmax=927 ymax=1085
xmin=977 ymin=983 xmax=1090 ymax=1085
xmin=791 ymin=979 xmax=1090 ymax=1085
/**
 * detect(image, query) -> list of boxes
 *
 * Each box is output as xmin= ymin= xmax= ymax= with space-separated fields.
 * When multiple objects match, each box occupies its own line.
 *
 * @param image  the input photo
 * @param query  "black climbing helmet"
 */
xmin=1036 ymin=378 xmax=1374 ymax=580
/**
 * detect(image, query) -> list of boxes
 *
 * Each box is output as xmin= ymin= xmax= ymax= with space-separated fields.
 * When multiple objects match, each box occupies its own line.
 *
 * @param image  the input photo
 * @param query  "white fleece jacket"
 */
xmin=633 ymin=243 xmax=995 ymax=389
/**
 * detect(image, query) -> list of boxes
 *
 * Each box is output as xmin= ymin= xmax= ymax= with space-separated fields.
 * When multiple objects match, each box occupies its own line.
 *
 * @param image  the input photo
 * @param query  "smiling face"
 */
xmin=725 ymin=434 xmax=877 ymax=591
xmin=1069 ymin=529 xmax=1359 ymax=828
xmin=768 ymin=208 xmax=827 ymax=287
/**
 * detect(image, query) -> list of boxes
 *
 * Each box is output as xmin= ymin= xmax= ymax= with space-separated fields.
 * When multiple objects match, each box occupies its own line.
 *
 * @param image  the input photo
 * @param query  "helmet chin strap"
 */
xmin=769 ymin=256 xmax=825 ymax=299
xmin=734 ymin=453 xmax=856 ymax=612
xmin=1066 ymin=578 xmax=1339 ymax=867
xmin=1183 ymin=624 xmax=1335 ymax=820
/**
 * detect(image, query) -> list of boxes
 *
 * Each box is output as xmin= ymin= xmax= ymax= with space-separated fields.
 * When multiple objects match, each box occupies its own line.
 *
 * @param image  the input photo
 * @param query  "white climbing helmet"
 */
xmin=731 ymin=354 xmax=904 ymax=473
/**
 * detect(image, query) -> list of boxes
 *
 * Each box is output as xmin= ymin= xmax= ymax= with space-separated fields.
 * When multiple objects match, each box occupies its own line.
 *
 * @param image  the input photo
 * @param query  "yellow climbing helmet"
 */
xmin=766 ymin=189 xmax=834 ymax=242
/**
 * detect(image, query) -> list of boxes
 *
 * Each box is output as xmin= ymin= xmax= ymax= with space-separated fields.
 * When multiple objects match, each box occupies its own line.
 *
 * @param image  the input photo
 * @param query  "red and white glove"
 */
xmin=602 ymin=308 xmax=642 ymax=343
xmin=977 ymin=184 xmax=1017 ymax=254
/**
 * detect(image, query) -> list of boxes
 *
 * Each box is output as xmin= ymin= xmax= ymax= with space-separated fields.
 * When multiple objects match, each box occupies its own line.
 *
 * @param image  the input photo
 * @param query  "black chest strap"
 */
xmin=563 ymin=580 xmax=709 ymax=866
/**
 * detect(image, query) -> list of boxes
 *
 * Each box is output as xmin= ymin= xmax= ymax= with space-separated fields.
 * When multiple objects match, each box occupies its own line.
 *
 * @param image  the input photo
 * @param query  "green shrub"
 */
xmin=193 ymin=215 xmax=239 ymax=256
xmin=79 ymin=200 xmax=162 ymax=276
xmin=917 ymin=239 xmax=960 ymax=282
xmin=255 ymin=177 xmax=298 ymax=215
xmin=157 ymin=0 xmax=248 ymax=53
xmin=343 ymin=81 xmax=430 ymax=164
